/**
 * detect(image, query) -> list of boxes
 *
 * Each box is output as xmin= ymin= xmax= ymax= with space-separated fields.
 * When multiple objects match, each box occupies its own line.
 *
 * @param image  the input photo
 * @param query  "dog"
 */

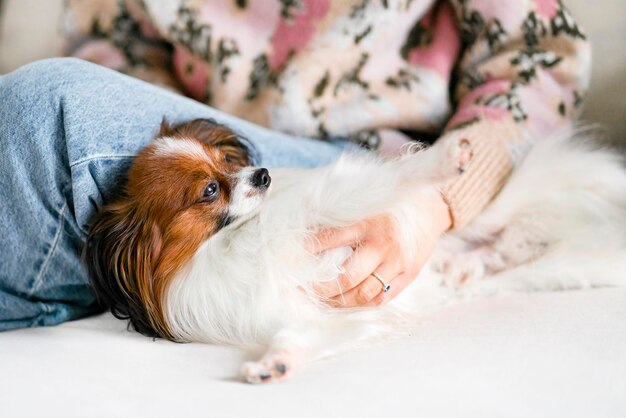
xmin=85 ymin=118 xmax=626 ymax=383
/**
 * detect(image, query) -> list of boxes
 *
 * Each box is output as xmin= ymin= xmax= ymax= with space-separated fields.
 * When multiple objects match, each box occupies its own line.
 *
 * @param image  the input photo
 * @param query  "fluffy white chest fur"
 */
xmin=164 ymin=129 xmax=626 ymax=383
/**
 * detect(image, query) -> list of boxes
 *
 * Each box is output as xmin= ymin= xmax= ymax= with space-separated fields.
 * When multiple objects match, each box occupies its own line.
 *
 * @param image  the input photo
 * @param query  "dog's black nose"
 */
xmin=252 ymin=168 xmax=271 ymax=189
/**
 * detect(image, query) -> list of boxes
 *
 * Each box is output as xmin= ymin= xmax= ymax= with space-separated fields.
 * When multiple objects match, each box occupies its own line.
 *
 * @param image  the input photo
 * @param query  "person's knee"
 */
xmin=7 ymin=57 xmax=96 ymax=85
xmin=0 ymin=58 xmax=106 ymax=109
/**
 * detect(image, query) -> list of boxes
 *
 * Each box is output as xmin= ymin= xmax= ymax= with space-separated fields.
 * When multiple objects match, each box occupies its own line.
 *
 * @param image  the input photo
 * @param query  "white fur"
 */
xmin=228 ymin=167 xmax=267 ymax=220
xmin=153 ymin=136 xmax=210 ymax=161
xmin=164 ymin=128 xmax=626 ymax=383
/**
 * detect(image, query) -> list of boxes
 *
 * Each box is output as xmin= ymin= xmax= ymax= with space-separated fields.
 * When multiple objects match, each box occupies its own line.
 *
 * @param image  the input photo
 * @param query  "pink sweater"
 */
xmin=63 ymin=0 xmax=590 ymax=228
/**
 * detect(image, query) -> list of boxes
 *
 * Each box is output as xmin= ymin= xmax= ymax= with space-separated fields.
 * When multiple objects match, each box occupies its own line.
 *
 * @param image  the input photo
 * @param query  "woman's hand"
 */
xmin=306 ymin=191 xmax=452 ymax=307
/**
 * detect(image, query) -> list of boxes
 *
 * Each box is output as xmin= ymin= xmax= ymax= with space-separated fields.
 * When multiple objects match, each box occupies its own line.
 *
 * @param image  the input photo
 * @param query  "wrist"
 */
xmin=430 ymin=190 xmax=452 ymax=234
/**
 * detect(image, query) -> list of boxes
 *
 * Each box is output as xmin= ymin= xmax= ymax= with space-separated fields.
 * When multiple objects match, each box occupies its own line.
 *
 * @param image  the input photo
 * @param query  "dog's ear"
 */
xmin=166 ymin=118 xmax=255 ymax=168
xmin=158 ymin=119 xmax=173 ymax=137
xmin=84 ymin=200 xmax=168 ymax=339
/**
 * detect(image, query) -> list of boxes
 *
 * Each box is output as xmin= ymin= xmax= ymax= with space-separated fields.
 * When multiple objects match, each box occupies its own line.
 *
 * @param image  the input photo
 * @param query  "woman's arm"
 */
xmin=440 ymin=0 xmax=591 ymax=228
xmin=313 ymin=0 xmax=591 ymax=306
xmin=62 ymin=0 xmax=182 ymax=92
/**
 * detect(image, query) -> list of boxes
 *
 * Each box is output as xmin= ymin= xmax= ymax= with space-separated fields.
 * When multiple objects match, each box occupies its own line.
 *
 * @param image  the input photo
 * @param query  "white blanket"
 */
xmin=1 ymin=288 xmax=624 ymax=418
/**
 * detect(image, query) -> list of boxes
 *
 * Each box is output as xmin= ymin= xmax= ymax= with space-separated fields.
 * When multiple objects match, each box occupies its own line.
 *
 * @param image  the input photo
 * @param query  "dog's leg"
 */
xmin=431 ymin=234 xmax=505 ymax=288
xmin=434 ymin=246 xmax=506 ymax=288
xmin=241 ymin=324 xmax=321 ymax=384
xmin=458 ymin=243 xmax=626 ymax=297
xmin=241 ymin=314 xmax=368 ymax=384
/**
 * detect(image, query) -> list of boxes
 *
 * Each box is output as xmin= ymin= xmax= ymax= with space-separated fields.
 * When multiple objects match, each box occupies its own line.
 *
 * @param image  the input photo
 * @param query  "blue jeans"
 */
xmin=0 ymin=58 xmax=356 ymax=331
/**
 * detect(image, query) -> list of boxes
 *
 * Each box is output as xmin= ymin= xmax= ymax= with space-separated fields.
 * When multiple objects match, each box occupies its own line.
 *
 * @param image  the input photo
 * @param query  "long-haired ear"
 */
xmin=165 ymin=118 xmax=258 ymax=167
xmin=83 ymin=201 xmax=166 ymax=338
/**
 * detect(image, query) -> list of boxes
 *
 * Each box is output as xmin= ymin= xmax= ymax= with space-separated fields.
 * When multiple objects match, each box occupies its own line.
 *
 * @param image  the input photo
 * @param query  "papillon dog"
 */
xmin=85 ymin=119 xmax=626 ymax=383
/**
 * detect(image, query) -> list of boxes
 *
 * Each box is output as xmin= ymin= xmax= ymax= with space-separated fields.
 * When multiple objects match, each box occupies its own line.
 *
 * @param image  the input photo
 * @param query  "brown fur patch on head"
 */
xmin=158 ymin=118 xmax=252 ymax=168
xmin=84 ymin=118 xmax=253 ymax=339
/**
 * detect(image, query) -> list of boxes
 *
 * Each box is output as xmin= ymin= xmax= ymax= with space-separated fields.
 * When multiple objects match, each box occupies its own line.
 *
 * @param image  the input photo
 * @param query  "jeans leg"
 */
xmin=0 ymin=58 xmax=357 ymax=331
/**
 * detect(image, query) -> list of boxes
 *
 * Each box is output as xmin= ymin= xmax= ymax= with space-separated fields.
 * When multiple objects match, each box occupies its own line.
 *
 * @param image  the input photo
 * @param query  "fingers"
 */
xmin=305 ymin=223 xmax=366 ymax=254
xmin=366 ymin=260 xmax=424 ymax=307
xmin=331 ymin=274 xmax=388 ymax=307
xmin=314 ymin=243 xmax=383 ymax=298
xmin=370 ymin=236 xmax=436 ymax=306
xmin=328 ymin=275 xmax=384 ymax=307
xmin=307 ymin=211 xmax=438 ymax=307
xmin=330 ymin=260 xmax=401 ymax=307
xmin=365 ymin=271 xmax=412 ymax=307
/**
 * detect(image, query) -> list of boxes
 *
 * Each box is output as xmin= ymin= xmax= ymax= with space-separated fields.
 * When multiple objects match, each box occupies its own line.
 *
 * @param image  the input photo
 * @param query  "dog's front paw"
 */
xmin=242 ymin=354 xmax=290 ymax=384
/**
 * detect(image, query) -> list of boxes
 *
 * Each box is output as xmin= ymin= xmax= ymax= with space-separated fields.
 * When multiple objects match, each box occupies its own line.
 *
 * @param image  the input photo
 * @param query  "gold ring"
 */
xmin=370 ymin=272 xmax=391 ymax=293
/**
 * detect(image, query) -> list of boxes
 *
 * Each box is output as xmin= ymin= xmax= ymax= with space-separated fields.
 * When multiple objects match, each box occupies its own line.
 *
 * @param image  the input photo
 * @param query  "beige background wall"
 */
xmin=0 ymin=0 xmax=624 ymax=146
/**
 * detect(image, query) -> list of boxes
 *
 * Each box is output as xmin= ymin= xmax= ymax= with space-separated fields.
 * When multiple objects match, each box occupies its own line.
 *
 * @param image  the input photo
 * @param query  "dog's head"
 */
xmin=84 ymin=118 xmax=270 ymax=339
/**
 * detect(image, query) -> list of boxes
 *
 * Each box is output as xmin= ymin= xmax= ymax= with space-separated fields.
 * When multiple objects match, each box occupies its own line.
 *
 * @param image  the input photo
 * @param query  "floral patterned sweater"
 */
xmin=62 ymin=0 xmax=590 ymax=228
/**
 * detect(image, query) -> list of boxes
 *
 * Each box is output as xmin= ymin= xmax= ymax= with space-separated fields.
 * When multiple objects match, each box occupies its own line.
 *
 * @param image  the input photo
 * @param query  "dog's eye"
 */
xmin=204 ymin=182 xmax=219 ymax=199
xmin=224 ymin=154 xmax=233 ymax=163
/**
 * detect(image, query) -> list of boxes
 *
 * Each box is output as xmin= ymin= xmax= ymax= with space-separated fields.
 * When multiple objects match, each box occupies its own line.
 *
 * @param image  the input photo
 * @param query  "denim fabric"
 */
xmin=0 ymin=58 xmax=357 ymax=331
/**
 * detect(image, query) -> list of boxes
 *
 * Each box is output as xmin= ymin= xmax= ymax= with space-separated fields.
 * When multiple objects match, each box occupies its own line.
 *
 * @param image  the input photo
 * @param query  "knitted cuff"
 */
xmin=440 ymin=119 xmax=522 ymax=229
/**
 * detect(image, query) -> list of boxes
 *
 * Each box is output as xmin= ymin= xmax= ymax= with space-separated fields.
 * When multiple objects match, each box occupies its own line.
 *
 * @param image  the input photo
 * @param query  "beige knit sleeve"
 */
xmin=439 ymin=119 xmax=523 ymax=229
xmin=439 ymin=0 xmax=590 ymax=229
